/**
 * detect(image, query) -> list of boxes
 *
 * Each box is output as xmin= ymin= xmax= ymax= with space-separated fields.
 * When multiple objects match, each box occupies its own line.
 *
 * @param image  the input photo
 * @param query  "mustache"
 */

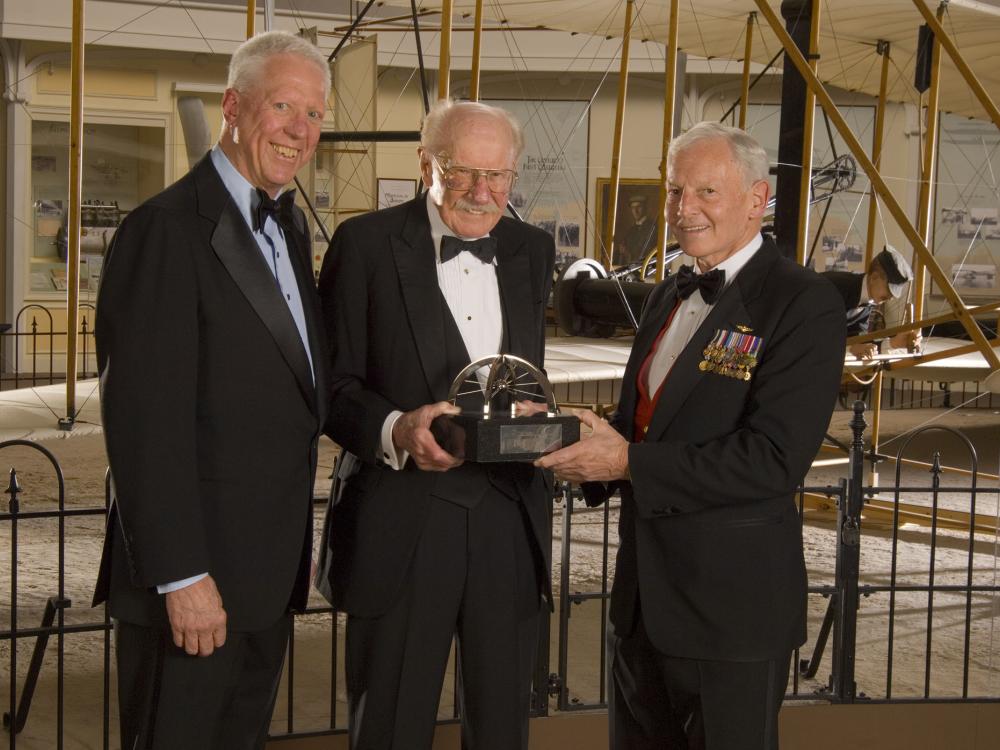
xmin=454 ymin=197 xmax=502 ymax=215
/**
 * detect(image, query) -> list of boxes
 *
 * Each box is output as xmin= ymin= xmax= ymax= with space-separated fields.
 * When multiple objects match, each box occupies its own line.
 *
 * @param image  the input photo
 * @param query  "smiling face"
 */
xmin=220 ymin=53 xmax=326 ymax=197
xmin=419 ymin=115 xmax=515 ymax=239
xmin=666 ymin=137 xmax=769 ymax=270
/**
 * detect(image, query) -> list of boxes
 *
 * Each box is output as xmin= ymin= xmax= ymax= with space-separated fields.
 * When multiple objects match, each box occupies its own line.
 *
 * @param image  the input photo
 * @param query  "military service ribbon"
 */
xmin=699 ymin=328 xmax=764 ymax=381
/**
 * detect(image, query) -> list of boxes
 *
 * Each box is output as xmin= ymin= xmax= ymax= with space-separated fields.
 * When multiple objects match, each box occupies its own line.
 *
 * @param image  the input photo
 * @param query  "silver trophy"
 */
xmin=436 ymin=354 xmax=580 ymax=462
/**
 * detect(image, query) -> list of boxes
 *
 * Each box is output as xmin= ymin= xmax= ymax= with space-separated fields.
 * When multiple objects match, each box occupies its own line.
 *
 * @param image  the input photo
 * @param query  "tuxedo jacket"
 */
xmin=93 ymin=155 xmax=328 ymax=632
xmin=822 ymin=270 xmax=871 ymax=335
xmin=592 ymin=240 xmax=845 ymax=661
xmin=316 ymin=197 xmax=555 ymax=617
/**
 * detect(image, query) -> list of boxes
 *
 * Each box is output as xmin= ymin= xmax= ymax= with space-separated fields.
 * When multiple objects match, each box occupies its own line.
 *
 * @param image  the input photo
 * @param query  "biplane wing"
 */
xmin=415 ymin=0 xmax=1000 ymax=122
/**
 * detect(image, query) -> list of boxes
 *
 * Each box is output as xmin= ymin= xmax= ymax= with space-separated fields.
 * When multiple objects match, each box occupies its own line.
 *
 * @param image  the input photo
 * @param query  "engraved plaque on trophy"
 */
xmin=437 ymin=354 xmax=580 ymax=462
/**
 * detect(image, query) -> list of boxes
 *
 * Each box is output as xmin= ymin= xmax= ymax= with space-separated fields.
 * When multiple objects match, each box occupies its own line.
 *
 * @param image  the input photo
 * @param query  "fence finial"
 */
xmin=6 ymin=467 xmax=21 ymax=512
xmin=850 ymin=400 xmax=867 ymax=451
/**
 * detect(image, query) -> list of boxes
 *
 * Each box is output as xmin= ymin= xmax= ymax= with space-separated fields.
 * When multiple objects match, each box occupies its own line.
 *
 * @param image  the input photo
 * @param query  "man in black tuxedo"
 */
xmin=539 ymin=122 xmax=845 ymax=749
xmin=94 ymin=31 xmax=328 ymax=750
xmin=822 ymin=246 xmax=918 ymax=359
xmin=316 ymin=100 xmax=555 ymax=749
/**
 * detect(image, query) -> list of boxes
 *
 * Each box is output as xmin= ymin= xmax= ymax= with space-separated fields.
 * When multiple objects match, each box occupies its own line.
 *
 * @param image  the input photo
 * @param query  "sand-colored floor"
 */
xmin=1 ymin=402 xmax=999 ymax=748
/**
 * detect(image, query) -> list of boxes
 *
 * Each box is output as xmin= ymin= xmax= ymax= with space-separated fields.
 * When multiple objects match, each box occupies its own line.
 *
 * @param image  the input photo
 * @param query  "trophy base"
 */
xmin=448 ymin=413 xmax=580 ymax=462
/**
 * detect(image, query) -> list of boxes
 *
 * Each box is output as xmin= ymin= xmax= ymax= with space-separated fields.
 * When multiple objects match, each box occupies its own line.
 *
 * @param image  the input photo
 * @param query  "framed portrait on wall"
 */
xmin=596 ymin=178 xmax=662 ymax=268
xmin=377 ymin=178 xmax=418 ymax=209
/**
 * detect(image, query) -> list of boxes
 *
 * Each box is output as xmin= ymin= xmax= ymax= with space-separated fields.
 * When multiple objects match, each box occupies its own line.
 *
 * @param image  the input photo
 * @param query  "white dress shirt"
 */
xmin=379 ymin=194 xmax=503 ymax=469
xmin=646 ymin=234 xmax=763 ymax=394
xmin=210 ymin=146 xmax=314 ymax=381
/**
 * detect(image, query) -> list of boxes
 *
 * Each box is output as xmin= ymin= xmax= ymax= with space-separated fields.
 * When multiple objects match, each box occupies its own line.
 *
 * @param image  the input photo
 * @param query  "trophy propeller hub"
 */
xmin=447 ymin=354 xmax=558 ymax=417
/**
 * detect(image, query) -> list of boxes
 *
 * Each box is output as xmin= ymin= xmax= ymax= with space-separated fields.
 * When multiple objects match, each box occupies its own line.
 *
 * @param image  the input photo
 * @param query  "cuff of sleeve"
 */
xmin=380 ymin=410 xmax=410 ymax=470
xmin=156 ymin=572 xmax=208 ymax=595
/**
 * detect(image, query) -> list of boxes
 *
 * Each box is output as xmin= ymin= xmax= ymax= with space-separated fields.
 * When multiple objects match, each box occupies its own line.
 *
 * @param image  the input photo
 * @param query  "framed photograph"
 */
xmin=819 ymin=235 xmax=864 ymax=272
xmin=32 ymin=155 xmax=57 ymax=173
xmin=596 ymin=178 xmax=663 ymax=268
xmin=488 ymin=99 xmax=589 ymax=260
xmin=950 ymin=263 xmax=997 ymax=291
xmin=377 ymin=178 xmax=417 ymax=209
xmin=932 ymin=114 xmax=1000 ymax=301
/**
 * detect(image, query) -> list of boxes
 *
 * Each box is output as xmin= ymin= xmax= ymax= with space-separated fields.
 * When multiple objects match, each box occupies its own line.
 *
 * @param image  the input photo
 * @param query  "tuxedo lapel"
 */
xmin=493 ymin=223 xmax=532 ymax=361
xmin=644 ymin=241 xmax=778 ymax=441
xmin=194 ymin=158 xmax=316 ymax=410
xmin=286 ymin=213 xmax=327 ymax=420
xmin=391 ymin=200 xmax=452 ymax=402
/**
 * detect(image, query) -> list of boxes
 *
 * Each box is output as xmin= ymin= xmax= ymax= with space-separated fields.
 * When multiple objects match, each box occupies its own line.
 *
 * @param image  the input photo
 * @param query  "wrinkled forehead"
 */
xmin=667 ymin=149 xmax=744 ymax=187
xmin=443 ymin=116 xmax=516 ymax=166
xmin=667 ymin=145 xmax=744 ymax=187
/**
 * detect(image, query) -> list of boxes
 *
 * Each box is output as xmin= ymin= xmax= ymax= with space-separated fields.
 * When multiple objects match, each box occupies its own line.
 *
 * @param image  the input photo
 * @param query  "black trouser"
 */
xmin=346 ymin=491 xmax=542 ymax=750
xmin=115 ymin=614 xmax=290 ymax=750
xmin=609 ymin=610 xmax=790 ymax=750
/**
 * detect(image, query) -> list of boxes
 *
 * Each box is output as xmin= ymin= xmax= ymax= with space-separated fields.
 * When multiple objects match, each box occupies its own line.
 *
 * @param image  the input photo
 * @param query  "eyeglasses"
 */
xmin=432 ymin=155 xmax=518 ymax=193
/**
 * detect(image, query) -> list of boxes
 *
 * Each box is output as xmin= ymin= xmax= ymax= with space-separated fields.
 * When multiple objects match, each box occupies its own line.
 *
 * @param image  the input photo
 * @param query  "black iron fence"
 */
xmin=1 ymin=302 xmax=993 ymax=412
xmin=882 ymin=376 xmax=998 ymax=410
xmin=2 ymin=403 xmax=1000 ymax=748
xmin=0 ymin=305 xmax=98 ymax=391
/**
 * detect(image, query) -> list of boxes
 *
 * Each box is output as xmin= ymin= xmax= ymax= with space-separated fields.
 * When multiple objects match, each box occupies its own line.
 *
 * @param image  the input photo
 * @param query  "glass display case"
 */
xmin=29 ymin=119 xmax=165 ymax=297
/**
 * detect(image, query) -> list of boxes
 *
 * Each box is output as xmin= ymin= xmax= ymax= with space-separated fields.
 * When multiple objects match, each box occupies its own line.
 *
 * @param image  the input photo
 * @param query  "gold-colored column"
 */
xmin=795 ymin=0 xmax=821 ymax=266
xmin=438 ymin=0 xmax=453 ymax=100
xmin=739 ymin=13 xmax=755 ymax=130
xmin=653 ymin=0 xmax=680 ymax=281
xmin=603 ymin=0 xmax=635 ymax=267
xmin=469 ymin=0 xmax=484 ymax=100
xmin=864 ymin=41 xmax=891 ymax=268
xmin=65 ymin=0 xmax=86 ymax=428
xmin=753 ymin=0 xmax=1000 ymax=370
xmin=912 ymin=0 xmax=1000 ymax=130
xmin=246 ymin=0 xmax=255 ymax=38
xmin=913 ymin=3 xmax=945 ymax=318
xmin=869 ymin=369 xmax=884 ymax=486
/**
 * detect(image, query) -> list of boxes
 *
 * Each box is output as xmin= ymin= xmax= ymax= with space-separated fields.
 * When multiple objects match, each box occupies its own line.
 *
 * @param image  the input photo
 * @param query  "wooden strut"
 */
xmin=795 ymin=0 xmax=821 ymax=266
xmin=913 ymin=3 xmax=945 ymax=319
xmin=738 ymin=13 xmax=755 ymax=131
xmin=468 ymin=0 xmax=484 ymax=100
xmin=654 ymin=0 xmax=680 ymax=282
xmin=321 ymin=24 xmax=544 ymax=34
xmin=438 ymin=0 xmax=453 ymax=100
xmin=603 ymin=0 xmax=635 ymax=268
xmin=64 ymin=0 xmax=85 ymax=429
xmin=815 ymin=444 xmax=1000 ymax=482
xmin=864 ymin=40 xmax=891 ymax=269
xmin=801 ymin=491 xmax=999 ymax=536
xmin=752 ymin=0 xmax=1000 ymax=372
xmin=850 ymin=301 xmax=1000 ymax=348
xmin=911 ymin=0 xmax=1000 ymax=130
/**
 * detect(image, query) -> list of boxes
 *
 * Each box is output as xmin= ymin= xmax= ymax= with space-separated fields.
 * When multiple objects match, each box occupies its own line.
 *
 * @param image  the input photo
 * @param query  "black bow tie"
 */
xmin=440 ymin=235 xmax=497 ymax=264
xmin=253 ymin=188 xmax=296 ymax=233
xmin=675 ymin=264 xmax=726 ymax=304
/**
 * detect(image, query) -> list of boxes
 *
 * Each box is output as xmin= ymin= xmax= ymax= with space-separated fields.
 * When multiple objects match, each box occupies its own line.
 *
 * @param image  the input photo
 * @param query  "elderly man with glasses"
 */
xmin=316 ymin=99 xmax=555 ymax=750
